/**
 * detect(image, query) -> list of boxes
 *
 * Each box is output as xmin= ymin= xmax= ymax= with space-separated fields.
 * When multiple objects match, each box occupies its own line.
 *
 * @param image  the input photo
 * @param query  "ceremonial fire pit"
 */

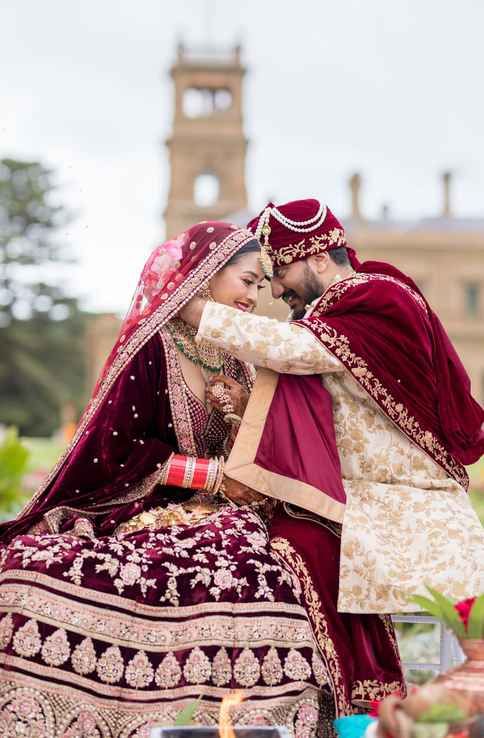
xmin=151 ymin=729 xmax=291 ymax=738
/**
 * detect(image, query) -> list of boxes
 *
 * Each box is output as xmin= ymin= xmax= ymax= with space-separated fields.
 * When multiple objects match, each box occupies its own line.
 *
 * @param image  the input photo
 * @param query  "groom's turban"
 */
xmin=247 ymin=199 xmax=349 ymax=273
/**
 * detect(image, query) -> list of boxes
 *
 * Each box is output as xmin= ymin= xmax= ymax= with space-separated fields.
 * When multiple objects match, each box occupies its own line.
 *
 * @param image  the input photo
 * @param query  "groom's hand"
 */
xmin=178 ymin=297 xmax=206 ymax=328
xmin=222 ymin=476 xmax=265 ymax=506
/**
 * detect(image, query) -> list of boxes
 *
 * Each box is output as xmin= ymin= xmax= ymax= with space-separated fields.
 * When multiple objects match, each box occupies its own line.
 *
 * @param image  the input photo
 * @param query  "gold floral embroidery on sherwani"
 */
xmin=197 ymin=302 xmax=484 ymax=613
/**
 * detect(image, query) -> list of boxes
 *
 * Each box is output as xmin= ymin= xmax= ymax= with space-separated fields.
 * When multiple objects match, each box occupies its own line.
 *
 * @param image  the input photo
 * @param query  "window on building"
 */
xmin=183 ymin=87 xmax=233 ymax=118
xmin=464 ymin=282 xmax=480 ymax=317
xmin=194 ymin=171 xmax=220 ymax=207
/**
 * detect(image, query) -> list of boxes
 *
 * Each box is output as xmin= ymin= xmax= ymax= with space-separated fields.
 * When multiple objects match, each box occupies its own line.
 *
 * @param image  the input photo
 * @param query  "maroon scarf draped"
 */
xmin=0 ymin=222 xmax=256 ymax=544
xmin=295 ymin=268 xmax=484 ymax=488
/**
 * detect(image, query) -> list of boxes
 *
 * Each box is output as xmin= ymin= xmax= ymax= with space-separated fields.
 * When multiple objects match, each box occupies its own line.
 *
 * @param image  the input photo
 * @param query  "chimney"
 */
xmin=441 ymin=171 xmax=452 ymax=218
xmin=380 ymin=203 xmax=390 ymax=221
xmin=349 ymin=172 xmax=362 ymax=220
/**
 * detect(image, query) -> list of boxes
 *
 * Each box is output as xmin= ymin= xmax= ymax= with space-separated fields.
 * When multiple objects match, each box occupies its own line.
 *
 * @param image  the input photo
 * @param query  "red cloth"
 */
xmin=248 ymin=198 xmax=483 ymax=474
xmin=254 ymin=373 xmax=346 ymax=511
xmin=296 ymin=272 xmax=483 ymax=480
xmin=0 ymin=222 xmax=255 ymax=544
xmin=247 ymin=199 xmax=358 ymax=267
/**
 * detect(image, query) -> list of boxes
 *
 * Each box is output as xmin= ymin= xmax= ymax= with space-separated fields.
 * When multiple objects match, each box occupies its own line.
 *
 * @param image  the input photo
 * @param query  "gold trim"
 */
xmin=298 ymin=273 xmax=468 ymax=490
xmin=20 ymin=228 xmax=254 ymax=519
xmin=0 ymin=667 xmax=321 ymax=735
xmin=270 ymin=536 xmax=349 ymax=717
xmin=266 ymin=229 xmax=346 ymax=267
xmin=0 ymin=656 xmax=316 ymax=702
xmin=226 ymin=369 xmax=345 ymax=523
xmin=0 ymin=569 xmax=310 ymax=619
xmin=0 ymin=584 xmax=315 ymax=652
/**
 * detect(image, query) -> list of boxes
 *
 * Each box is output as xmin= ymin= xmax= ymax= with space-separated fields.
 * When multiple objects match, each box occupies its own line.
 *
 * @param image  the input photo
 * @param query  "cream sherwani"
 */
xmin=197 ymin=302 xmax=484 ymax=613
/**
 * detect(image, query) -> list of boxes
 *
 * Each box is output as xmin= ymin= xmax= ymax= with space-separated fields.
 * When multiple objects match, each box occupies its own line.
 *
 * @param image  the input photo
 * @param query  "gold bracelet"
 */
xmin=212 ymin=456 xmax=225 ymax=494
xmin=182 ymin=456 xmax=196 ymax=488
xmin=205 ymin=458 xmax=217 ymax=493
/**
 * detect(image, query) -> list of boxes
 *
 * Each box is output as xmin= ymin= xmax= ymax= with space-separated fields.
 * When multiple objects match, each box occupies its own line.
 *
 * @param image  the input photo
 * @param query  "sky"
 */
xmin=1 ymin=0 xmax=483 ymax=313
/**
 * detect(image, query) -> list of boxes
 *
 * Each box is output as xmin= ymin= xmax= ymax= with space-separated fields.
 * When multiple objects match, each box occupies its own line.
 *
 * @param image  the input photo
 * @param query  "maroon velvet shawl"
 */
xmin=0 ymin=223 xmax=256 ymax=545
xmin=295 ymin=271 xmax=484 ymax=487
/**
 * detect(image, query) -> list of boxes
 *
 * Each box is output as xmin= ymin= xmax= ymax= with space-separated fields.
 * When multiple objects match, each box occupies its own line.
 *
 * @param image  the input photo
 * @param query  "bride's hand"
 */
xmin=207 ymin=375 xmax=250 ymax=417
xmin=221 ymin=475 xmax=265 ymax=506
xmin=178 ymin=296 xmax=206 ymax=328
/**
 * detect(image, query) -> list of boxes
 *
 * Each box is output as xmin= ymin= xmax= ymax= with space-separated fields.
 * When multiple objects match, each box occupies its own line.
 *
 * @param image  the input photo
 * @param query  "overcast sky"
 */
xmin=2 ymin=0 xmax=483 ymax=313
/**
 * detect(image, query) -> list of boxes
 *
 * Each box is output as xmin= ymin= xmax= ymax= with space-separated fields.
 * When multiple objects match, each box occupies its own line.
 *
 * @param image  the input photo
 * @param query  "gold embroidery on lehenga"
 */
xmin=0 ymin=613 xmax=13 ymax=650
xmin=71 ymin=636 xmax=97 ymax=675
xmin=261 ymin=646 xmax=283 ymax=686
xmin=40 ymin=627 xmax=71 ymax=667
xmin=12 ymin=619 xmax=42 ymax=658
xmin=125 ymin=651 xmax=155 ymax=689
xmin=233 ymin=648 xmax=261 ymax=687
xmin=155 ymin=651 xmax=181 ymax=688
xmin=284 ymin=648 xmax=312 ymax=681
xmin=271 ymin=536 xmax=348 ymax=716
xmin=212 ymin=647 xmax=232 ymax=686
xmin=0 ymin=670 xmax=321 ymax=736
xmin=96 ymin=645 xmax=124 ymax=684
xmin=183 ymin=646 xmax=211 ymax=684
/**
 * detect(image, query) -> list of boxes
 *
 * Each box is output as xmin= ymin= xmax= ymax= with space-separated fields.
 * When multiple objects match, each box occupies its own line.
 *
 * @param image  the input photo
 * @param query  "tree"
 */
xmin=0 ymin=158 xmax=87 ymax=436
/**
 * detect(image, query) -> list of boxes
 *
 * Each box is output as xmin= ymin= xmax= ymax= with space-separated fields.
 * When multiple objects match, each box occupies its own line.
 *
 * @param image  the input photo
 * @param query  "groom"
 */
xmin=180 ymin=198 xmax=484 ymax=706
xmin=181 ymin=198 xmax=484 ymax=602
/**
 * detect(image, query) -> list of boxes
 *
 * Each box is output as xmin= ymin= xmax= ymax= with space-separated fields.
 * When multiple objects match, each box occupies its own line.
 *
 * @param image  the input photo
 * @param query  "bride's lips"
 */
xmin=234 ymin=301 xmax=251 ymax=312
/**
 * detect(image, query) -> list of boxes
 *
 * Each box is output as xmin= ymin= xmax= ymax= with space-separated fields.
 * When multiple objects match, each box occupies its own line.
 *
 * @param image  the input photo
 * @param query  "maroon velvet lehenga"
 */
xmin=0 ymin=225 xmax=325 ymax=737
xmin=0 ymin=223 xmax=404 ymax=738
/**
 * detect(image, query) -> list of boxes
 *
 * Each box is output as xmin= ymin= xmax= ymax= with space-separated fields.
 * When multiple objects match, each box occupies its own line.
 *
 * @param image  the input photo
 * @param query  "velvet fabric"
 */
xmin=0 ymin=222 xmax=256 ymax=544
xmin=247 ymin=199 xmax=357 ymax=266
xmin=254 ymin=374 xmax=346 ymax=507
xmin=296 ymin=271 xmax=483 ymax=480
xmin=270 ymin=507 xmax=405 ymax=710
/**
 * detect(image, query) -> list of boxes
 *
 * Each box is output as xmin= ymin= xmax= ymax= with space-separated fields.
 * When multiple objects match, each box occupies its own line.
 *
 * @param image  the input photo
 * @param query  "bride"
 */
xmin=0 ymin=223 xmax=325 ymax=738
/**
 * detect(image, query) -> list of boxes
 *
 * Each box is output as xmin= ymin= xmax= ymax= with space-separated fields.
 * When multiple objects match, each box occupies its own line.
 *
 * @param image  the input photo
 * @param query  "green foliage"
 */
xmin=467 ymin=594 xmax=484 ymax=639
xmin=0 ymin=428 xmax=30 ymax=515
xmin=410 ymin=587 xmax=484 ymax=640
xmin=174 ymin=696 xmax=201 ymax=725
xmin=0 ymin=158 xmax=88 ymax=436
xmin=418 ymin=703 xmax=466 ymax=723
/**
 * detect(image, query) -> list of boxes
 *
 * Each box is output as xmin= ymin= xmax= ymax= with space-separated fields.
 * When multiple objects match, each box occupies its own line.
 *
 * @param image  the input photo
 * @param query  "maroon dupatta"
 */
xmin=0 ymin=222 xmax=256 ymax=544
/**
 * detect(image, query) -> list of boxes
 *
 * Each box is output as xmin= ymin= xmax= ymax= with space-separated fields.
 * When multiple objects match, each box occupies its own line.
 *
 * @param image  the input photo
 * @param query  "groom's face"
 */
xmin=271 ymin=259 xmax=324 ymax=319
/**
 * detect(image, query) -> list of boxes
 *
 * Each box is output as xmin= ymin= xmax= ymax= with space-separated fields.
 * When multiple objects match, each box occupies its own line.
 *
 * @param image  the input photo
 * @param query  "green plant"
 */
xmin=174 ymin=696 xmax=202 ymax=726
xmin=411 ymin=587 xmax=484 ymax=640
xmin=0 ymin=428 xmax=30 ymax=515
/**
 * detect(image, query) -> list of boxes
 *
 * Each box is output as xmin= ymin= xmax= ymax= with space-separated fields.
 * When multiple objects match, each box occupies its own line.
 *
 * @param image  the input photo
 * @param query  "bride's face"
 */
xmin=209 ymin=252 xmax=266 ymax=313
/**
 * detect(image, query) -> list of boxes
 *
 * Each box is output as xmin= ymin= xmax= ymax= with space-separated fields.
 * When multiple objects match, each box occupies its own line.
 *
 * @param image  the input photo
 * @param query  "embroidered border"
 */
xmin=160 ymin=330 xmax=198 ymax=456
xmin=20 ymin=228 xmax=254 ymax=518
xmin=0 ymin=669 xmax=320 ymax=737
xmin=270 ymin=536 xmax=349 ymax=717
xmin=267 ymin=229 xmax=347 ymax=267
xmin=317 ymin=272 xmax=428 ymax=314
xmin=0 ymin=585 xmax=315 ymax=651
xmin=297 ymin=274 xmax=468 ymax=489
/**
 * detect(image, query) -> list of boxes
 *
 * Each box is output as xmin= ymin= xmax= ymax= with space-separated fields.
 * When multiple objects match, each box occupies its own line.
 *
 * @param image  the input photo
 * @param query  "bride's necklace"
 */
xmin=166 ymin=317 xmax=224 ymax=374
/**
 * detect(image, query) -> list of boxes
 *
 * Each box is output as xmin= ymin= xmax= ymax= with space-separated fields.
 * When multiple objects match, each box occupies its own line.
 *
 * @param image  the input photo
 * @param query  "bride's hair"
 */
xmin=224 ymin=238 xmax=260 ymax=267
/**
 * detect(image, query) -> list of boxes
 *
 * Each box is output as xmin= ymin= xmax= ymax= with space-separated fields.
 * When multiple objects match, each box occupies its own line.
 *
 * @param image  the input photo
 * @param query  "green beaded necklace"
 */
xmin=166 ymin=319 xmax=223 ymax=374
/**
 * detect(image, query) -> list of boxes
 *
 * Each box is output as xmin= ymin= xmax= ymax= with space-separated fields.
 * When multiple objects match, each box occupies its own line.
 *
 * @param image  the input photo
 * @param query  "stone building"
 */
xmin=232 ymin=172 xmax=484 ymax=404
xmin=88 ymin=43 xmax=484 ymax=406
xmin=164 ymin=42 xmax=248 ymax=238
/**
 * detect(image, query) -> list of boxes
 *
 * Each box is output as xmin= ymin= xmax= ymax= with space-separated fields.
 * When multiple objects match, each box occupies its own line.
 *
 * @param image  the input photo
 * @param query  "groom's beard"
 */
xmin=283 ymin=265 xmax=323 ymax=320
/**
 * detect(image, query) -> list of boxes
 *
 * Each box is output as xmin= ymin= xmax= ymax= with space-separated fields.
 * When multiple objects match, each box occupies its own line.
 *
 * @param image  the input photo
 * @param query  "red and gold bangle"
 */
xmin=160 ymin=454 xmax=223 ymax=493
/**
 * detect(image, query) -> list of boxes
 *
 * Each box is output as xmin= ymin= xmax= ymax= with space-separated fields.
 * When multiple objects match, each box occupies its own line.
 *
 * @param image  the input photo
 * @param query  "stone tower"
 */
xmin=164 ymin=43 xmax=248 ymax=238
